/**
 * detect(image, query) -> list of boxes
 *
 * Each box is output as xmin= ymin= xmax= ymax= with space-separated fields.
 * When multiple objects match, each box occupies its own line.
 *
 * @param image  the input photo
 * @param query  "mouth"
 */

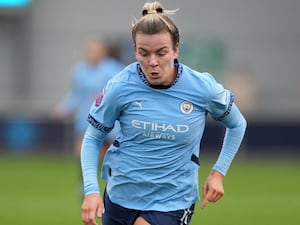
xmin=148 ymin=72 xmax=160 ymax=79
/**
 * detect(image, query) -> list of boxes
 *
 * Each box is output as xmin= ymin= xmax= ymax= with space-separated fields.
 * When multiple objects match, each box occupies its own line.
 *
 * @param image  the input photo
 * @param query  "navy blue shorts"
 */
xmin=102 ymin=191 xmax=195 ymax=225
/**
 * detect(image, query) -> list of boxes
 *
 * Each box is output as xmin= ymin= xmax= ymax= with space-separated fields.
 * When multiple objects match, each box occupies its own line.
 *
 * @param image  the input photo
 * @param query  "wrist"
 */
xmin=211 ymin=170 xmax=224 ymax=178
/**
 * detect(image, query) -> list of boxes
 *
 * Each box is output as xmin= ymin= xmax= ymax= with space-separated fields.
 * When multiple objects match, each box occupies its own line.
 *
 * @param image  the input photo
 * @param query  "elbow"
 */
xmin=241 ymin=115 xmax=247 ymax=130
xmin=237 ymin=115 xmax=247 ymax=135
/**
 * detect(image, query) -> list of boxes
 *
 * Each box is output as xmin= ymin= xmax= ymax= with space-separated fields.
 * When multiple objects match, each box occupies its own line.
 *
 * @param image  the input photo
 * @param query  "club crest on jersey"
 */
xmin=180 ymin=101 xmax=193 ymax=114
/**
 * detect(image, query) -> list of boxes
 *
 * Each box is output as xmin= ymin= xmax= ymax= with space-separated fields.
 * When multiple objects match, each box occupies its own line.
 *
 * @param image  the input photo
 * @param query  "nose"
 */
xmin=149 ymin=54 xmax=158 ymax=67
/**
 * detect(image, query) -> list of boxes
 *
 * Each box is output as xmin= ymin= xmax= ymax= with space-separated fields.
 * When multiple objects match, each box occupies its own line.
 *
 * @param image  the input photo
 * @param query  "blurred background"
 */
xmin=0 ymin=0 xmax=299 ymax=225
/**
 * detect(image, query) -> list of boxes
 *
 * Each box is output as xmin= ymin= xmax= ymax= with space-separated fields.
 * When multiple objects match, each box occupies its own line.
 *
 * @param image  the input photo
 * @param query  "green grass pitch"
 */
xmin=0 ymin=153 xmax=299 ymax=225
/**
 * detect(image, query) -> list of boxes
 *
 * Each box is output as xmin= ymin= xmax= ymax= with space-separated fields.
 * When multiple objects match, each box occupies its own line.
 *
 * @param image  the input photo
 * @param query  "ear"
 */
xmin=173 ymin=42 xmax=179 ymax=59
xmin=133 ymin=44 xmax=138 ymax=59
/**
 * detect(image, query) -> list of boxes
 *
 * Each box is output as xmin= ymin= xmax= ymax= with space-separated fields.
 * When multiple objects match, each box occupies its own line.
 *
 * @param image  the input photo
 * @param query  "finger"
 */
xmin=81 ymin=210 xmax=89 ymax=224
xmin=211 ymin=191 xmax=224 ymax=203
xmin=202 ymin=183 xmax=208 ymax=198
xmin=205 ymin=188 xmax=214 ymax=202
xmin=88 ymin=211 xmax=98 ymax=225
xmin=202 ymin=188 xmax=219 ymax=208
xmin=82 ymin=209 xmax=97 ymax=225
xmin=96 ymin=205 xmax=103 ymax=218
xmin=201 ymin=198 xmax=209 ymax=209
xmin=209 ymin=186 xmax=224 ymax=202
xmin=84 ymin=218 xmax=98 ymax=225
xmin=201 ymin=192 xmax=212 ymax=208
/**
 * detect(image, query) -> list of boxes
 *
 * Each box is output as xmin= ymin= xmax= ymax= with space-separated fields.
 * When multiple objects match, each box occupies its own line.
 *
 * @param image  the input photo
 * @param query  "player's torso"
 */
xmin=118 ymin=74 xmax=208 ymax=148
xmin=104 ymin=69 xmax=207 ymax=210
xmin=75 ymin=60 xmax=122 ymax=100
xmin=102 ymin=64 xmax=213 ymax=210
xmin=120 ymin=87 xmax=205 ymax=143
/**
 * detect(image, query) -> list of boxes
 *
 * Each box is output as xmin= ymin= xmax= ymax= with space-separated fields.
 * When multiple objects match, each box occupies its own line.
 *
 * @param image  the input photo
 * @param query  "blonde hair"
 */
xmin=132 ymin=1 xmax=180 ymax=49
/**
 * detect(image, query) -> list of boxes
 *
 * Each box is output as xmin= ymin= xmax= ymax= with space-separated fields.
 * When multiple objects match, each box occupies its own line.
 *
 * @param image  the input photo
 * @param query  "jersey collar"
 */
xmin=137 ymin=59 xmax=183 ymax=89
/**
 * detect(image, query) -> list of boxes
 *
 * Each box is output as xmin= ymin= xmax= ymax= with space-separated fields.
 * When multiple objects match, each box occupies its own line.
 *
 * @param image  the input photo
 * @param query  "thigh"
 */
xmin=133 ymin=217 xmax=151 ymax=225
xmin=102 ymin=191 xmax=139 ymax=225
xmin=140 ymin=204 xmax=195 ymax=225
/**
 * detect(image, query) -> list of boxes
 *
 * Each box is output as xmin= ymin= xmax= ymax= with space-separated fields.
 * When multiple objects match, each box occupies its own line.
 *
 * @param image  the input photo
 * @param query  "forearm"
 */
xmin=81 ymin=125 xmax=105 ymax=195
xmin=213 ymin=103 xmax=247 ymax=175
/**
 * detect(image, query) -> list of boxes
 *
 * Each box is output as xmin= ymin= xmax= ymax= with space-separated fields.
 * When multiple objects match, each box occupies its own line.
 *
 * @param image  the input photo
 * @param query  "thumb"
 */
xmin=96 ymin=205 xmax=103 ymax=218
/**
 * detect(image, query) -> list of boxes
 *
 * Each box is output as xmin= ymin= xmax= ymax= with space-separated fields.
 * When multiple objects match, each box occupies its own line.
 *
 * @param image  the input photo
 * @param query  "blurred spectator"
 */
xmin=52 ymin=36 xmax=124 ymax=158
xmin=223 ymin=65 xmax=261 ymax=118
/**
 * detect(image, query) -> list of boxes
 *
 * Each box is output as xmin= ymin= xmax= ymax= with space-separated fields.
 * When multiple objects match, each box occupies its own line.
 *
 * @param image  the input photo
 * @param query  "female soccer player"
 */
xmin=80 ymin=2 xmax=247 ymax=225
xmin=53 ymin=37 xmax=123 ymax=157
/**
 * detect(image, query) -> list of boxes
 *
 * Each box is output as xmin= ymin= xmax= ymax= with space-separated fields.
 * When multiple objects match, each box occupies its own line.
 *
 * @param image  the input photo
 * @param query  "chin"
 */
xmin=148 ymin=79 xmax=162 ymax=85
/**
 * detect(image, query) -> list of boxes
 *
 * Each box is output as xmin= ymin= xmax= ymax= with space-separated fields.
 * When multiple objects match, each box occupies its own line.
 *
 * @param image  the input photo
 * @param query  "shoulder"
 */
xmin=71 ymin=61 xmax=89 ymax=80
xmin=73 ymin=61 xmax=88 ymax=71
xmin=100 ymin=62 xmax=140 ymax=107
xmin=100 ymin=58 xmax=124 ymax=71
xmin=108 ymin=62 xmax=137 ymax=81
xmin=105 ymin=62 xmax=139 ymax=90
xmin=108 ymin=57 xmax=124 ymax=67
xmin=181 ymin=64 xmax=217 ymax=90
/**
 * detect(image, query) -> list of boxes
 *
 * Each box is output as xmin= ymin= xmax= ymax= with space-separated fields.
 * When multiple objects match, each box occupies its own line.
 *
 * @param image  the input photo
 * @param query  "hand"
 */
xmin=50 ymin=106 xmax=68 ymax=121
xmin=201 ymin=170 xmax=224 ymax=209
xmin=81 ymin=193 xmax=103 ymax=225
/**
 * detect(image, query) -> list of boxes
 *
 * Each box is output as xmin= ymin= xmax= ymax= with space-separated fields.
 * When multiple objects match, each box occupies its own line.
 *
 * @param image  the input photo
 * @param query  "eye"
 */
xmin=157 ymin=48 xmax=168 ymax=56
xmin=157 ymin=50 xmax=167 ymax=57
xmin=138 ymin=50 xmax=149 ymax=57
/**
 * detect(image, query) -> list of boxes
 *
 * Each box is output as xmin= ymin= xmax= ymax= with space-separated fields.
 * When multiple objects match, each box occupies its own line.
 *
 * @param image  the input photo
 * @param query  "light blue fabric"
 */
xmin=60 ymin=58 xmax=123 ymax=138
xmin=81 ymin=61 xmax=247 ymax=211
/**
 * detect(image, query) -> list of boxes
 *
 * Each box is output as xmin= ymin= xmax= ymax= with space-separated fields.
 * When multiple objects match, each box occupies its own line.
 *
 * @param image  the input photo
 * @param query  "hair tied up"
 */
xmin=142 ymin=7 xmax=163 ymax=16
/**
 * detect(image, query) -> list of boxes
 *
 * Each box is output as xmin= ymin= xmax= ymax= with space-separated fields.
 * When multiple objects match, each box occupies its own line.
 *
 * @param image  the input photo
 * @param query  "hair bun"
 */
xmin=142 ymin=7 xmax=164 ymax=16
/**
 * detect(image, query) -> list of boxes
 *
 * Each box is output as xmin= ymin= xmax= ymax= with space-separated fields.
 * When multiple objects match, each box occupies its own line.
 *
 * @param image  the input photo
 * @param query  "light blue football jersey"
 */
xmin=84 ymin=60 xmax=242 ymax=211
xmin=61 ymin=57 xmax=123 ymax=135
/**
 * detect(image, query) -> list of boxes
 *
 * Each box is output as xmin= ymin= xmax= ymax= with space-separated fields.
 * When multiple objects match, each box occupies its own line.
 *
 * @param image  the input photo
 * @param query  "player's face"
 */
xmin=85 ymin=40 xmax=106 ymax=65
xmin=135 ymin=31 xmax=179 ymax=86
